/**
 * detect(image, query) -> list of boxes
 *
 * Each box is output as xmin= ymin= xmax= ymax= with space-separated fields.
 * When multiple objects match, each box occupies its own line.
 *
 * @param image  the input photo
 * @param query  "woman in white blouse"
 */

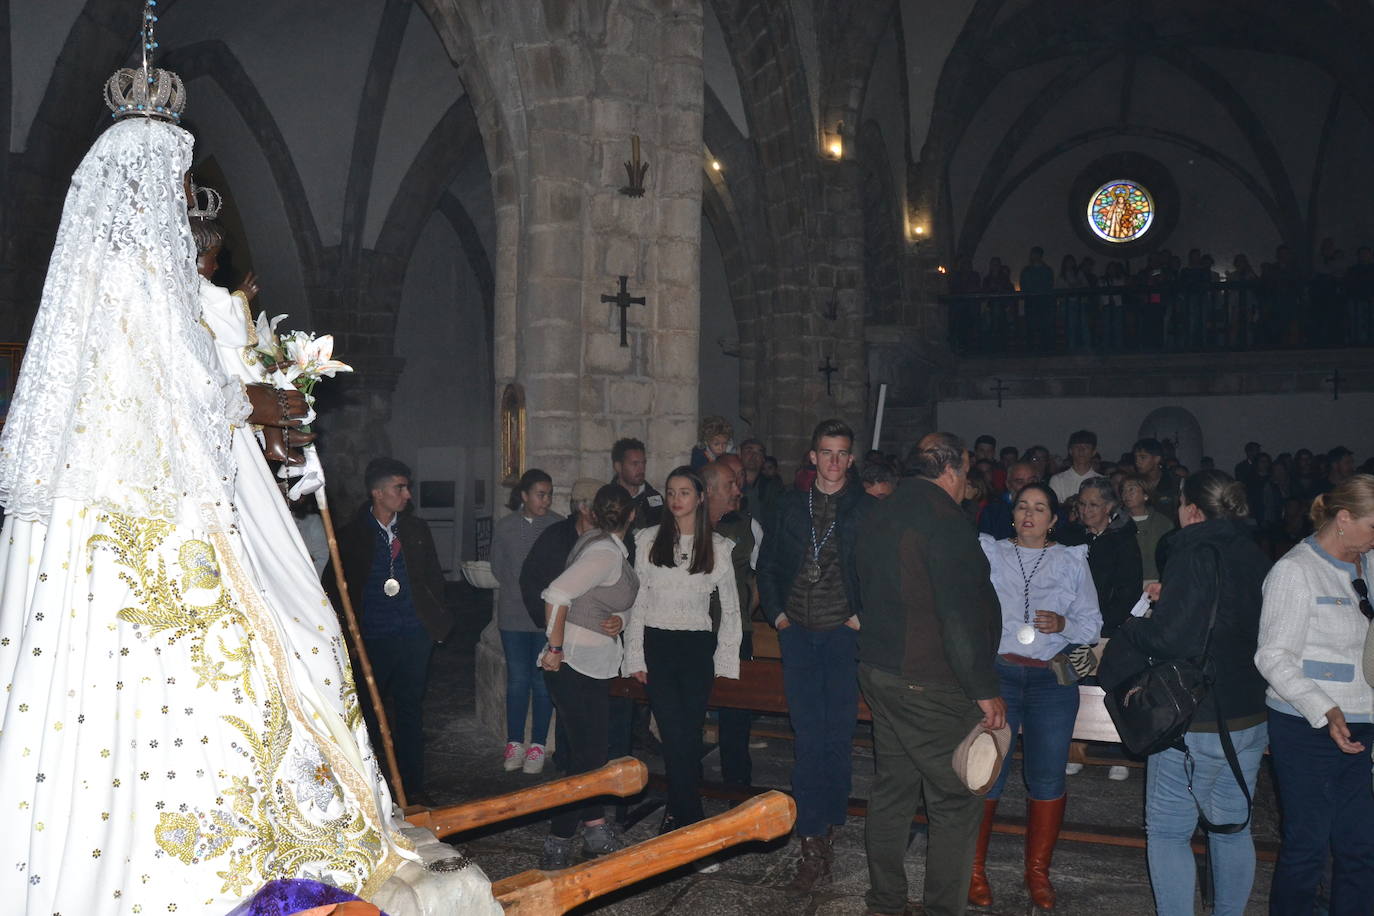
xmin=625 ymin=466 xmax=742 ymax=835
xmin=1255 ymin=474 xmax=1374 ymax=912
xmin=537 ymin=484 xmax=639 ymax=870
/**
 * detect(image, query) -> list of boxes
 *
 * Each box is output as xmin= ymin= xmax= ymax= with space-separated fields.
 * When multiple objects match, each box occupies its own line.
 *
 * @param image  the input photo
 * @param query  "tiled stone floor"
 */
xmin=412 ymin=585 xmax=1277 ymax=914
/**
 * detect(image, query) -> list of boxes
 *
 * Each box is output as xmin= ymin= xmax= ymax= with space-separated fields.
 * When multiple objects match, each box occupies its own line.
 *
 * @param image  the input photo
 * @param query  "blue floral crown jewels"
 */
xmin=105 ymin=0 xmax=185 ymax=122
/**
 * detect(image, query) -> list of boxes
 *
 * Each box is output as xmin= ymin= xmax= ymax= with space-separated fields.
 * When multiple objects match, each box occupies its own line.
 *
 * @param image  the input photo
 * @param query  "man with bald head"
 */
xmin=702 ymin=455 xmax=762 ymax=788
xmin=978 ymin=459 xmax=1040 ymax=540
xmin=856 ymin=432 xmax=1005 ymax=916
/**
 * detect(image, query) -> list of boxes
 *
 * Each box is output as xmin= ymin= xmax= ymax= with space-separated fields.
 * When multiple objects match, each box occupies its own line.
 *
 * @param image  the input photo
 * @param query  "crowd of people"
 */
xmin=486 ymin=416 xmax=1374 ymax=915
xmin=946 ymin=241 xmax=1374 ymax=352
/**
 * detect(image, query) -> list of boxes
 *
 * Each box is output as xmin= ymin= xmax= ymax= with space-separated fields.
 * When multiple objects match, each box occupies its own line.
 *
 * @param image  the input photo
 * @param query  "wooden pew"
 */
xmin=610 ymin=654 xmax=1122 ymax=746
xmin=491 ymin=791 xmax=795 ymax=914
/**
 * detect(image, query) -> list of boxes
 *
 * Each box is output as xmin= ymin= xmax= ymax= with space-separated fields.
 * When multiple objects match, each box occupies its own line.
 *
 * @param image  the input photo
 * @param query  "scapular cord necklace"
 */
xmin=804 ymin=488 xmax=839 ymax=584
xmin=1012 ymin=541 xmax=1047 ymax=645
xmin=382 ymin=523 xmax=401 ymax=597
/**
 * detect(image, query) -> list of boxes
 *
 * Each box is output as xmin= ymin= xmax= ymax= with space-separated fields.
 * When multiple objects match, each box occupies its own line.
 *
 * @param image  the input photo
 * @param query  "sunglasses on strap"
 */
xmin=1353 ymin=577 xmax=1374 ymax=621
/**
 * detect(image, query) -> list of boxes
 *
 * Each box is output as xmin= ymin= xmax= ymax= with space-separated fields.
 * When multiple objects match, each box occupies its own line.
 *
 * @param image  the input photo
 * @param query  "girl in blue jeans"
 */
xmin=490 ymin=469 xmax=561 ymax=773
xmin=1107 ymin=469 xmax=1274 ymax=916
xmin=974 ymin=483 xmax=1102 ymax=911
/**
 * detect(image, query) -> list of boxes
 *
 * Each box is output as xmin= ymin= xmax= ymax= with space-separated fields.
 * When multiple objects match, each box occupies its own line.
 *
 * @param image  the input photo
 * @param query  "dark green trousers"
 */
xmin=859 ymin=664 xmax=986 ymax=916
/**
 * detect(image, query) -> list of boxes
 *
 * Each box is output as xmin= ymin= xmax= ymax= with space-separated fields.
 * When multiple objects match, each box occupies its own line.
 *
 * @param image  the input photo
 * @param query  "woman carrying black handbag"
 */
xmin=1098 ymin=470 xmax=1272 ymax=916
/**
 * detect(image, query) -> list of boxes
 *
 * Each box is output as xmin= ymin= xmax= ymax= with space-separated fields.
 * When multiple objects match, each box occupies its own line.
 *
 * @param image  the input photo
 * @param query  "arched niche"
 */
xmin=1138 ymin=406 xmax=1203 ymax=470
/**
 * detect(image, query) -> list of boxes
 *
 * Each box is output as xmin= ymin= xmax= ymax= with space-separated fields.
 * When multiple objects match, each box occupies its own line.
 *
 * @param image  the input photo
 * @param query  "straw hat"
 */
xmin=952 ymin=722 xmax=1011 ymax=795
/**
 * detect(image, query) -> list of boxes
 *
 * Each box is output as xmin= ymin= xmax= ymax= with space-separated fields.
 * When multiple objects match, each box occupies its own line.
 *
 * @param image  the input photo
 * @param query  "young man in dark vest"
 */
xmin=757 ymin=419 xmax=869 ymax=890
xmin=323 ymin=457 xmax=450 ymax=805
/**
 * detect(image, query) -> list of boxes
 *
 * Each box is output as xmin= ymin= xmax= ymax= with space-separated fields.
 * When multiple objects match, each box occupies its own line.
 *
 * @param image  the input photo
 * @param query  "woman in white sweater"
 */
xmin=625 ymin=466 xmax=741 ymax=835
xmin=1255 ymin=474 xmax=1374 ymax=914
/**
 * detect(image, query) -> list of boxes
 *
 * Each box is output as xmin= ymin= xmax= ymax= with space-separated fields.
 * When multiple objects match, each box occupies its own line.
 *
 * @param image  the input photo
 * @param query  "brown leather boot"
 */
xmin=967 ymin=798 xmax=999 ymax=907
xmin=1024 ymin=795 xmax=1067 ymax=910
xmin=788 ymin=829 xmax=834 ymax=891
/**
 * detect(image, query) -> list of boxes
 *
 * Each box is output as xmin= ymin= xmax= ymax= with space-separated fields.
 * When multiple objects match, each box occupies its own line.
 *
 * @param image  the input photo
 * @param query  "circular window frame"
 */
xmin=1086 ymin=179 xmax=1155 ymax=244
xmin=1068 ymin=153 xmax=1178 ymax=258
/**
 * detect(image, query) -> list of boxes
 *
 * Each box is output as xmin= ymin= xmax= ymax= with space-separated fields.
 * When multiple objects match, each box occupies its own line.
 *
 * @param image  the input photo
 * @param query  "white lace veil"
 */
xmin=0 ymin=118 xmax=239 ymax=524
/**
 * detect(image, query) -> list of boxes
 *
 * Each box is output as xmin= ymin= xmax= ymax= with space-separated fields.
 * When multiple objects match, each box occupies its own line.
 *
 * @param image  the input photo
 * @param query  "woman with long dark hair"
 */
xmin=970 ymin=483 xmax=1102 ymax=911
xmin=624 ymin=467 xmax=741 ymax=837
xmin=1103 ymin=470 xmax=1272 ymax=915
xmin=490 ymin=468 xmax=560 ymax=773
xmin=537 ymin=485 xmax=638 ymax=869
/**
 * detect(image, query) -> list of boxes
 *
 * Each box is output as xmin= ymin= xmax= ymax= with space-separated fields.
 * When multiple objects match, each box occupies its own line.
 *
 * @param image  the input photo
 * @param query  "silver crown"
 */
xmin=105 ymin=1 xmax=184 ymax=122
xmin=188 ymin=181 xmax=222 ymax=220
xmin=106 ymin=67 xmax=185 ymax=122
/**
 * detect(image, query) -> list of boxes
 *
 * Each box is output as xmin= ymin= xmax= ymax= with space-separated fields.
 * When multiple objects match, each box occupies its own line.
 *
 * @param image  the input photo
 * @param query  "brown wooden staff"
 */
xmin=404 ymin=757 xmax=647 ymax=838
xmin=316 ymin=482 xmax=409 ymax=809
xmin=491 ymin=790 xmax=796 ymax=914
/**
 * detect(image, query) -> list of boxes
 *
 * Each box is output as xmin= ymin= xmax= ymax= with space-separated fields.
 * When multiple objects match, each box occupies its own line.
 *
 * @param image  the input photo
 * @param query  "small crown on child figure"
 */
xmin=188 ymin=182 xmax=222 ymax=220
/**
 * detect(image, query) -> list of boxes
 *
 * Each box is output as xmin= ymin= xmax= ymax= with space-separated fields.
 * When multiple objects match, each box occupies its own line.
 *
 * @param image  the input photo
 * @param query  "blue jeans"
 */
xmin=499 ymin=629 xmax=553 ymax=745
xmin=779 ymin=623 xmax=859 ymax=836
xmin=1145 ymin=722 xmax=1268 ymax=916
xmin=1267 ymin=710 xmax=1374 ymax=915
xmin=988 ymin=658 xmax=1079 ymax=800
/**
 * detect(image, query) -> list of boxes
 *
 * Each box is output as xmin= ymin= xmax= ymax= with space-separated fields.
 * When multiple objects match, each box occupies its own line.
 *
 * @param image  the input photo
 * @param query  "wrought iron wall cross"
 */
xmin=1326 ymin=368 xmax=1345 ymax=401
xmin=819 ymin=357 xmax=838 ymax=396
xmin=601 ymin=276 xmax=646 ymax=347
xmin=991 ymin=377 xmax=1009 ymax=408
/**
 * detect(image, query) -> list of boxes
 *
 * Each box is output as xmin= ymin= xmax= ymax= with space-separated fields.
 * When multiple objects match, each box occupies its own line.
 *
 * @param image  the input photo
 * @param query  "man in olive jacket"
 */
xmin=855 ymin=432 xmax=1005 ymax=916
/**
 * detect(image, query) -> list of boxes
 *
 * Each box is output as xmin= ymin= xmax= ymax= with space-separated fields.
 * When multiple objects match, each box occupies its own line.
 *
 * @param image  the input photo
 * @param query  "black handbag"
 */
xmin=1104 ymin=653 xmax=1210 ymax=756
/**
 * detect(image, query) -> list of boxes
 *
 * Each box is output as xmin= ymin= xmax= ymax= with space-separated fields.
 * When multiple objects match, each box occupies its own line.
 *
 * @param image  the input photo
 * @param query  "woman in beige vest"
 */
xmin=537 ymin=485 xmax=640 ymax=869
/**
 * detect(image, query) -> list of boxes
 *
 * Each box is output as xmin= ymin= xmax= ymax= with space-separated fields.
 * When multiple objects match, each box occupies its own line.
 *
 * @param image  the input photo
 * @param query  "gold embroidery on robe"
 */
xmin=91 ymin=513 xmax=388 ymax=896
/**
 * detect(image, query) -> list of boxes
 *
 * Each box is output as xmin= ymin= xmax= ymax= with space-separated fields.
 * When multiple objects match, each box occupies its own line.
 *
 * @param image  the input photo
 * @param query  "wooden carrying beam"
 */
xmin=404 ymin=757 xmax=648 ymax=840
xmin=491 ymin=790 xmax=796 ymax=915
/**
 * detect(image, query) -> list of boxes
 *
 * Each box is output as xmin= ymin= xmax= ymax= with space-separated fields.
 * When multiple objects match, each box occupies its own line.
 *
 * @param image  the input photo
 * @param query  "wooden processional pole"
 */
xmin=316 ymin=482 xmax=410 ymax=809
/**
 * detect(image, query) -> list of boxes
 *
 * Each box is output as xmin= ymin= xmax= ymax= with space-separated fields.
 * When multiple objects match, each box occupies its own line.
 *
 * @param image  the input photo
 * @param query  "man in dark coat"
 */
xmin=323 ymin=457 xmax=451 ymax=804
xmin=611 ymin=437 xmax=661 ymax=564
xmin=855 ymin=432 xmax=1005 ymax=916
xmin=518 ymin=478 xmax=602 ymax=629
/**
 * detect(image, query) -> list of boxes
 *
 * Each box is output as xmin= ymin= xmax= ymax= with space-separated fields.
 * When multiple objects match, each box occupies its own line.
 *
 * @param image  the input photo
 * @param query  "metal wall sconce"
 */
xmin=620 ymin=134 xmax=649 ymax=197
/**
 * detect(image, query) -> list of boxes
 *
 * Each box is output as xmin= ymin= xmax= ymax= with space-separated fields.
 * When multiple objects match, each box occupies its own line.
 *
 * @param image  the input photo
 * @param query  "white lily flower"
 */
xmin=306 ymin=335 xmax=353 ymax=377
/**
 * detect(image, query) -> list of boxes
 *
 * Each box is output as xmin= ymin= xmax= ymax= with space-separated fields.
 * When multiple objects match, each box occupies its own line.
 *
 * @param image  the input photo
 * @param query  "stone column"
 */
xmin=474 ymin=0 xmax=706 ymax=740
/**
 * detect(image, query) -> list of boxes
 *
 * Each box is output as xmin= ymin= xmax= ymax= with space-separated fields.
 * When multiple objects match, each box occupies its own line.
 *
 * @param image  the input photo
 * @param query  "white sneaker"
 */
xmin=1108 ymin=765 xmax=1129 ymax=781
xmin=693 ymin=855 xmax=722 ymax=874
xmin=523 ymin=744 xmax=547 ymax=774
xmin=1065 ymin=762 xmax=1084 ymax=775
xmin=503 ymin=741 xmax=524 ymax=772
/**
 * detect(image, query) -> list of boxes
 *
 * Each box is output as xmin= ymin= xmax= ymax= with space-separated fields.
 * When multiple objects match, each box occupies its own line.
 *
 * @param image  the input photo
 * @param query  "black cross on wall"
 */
xmin=819 ymin=357 xmax=838 ymax=396
xmin=601 ymin=276 xmax=646 ymax=347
